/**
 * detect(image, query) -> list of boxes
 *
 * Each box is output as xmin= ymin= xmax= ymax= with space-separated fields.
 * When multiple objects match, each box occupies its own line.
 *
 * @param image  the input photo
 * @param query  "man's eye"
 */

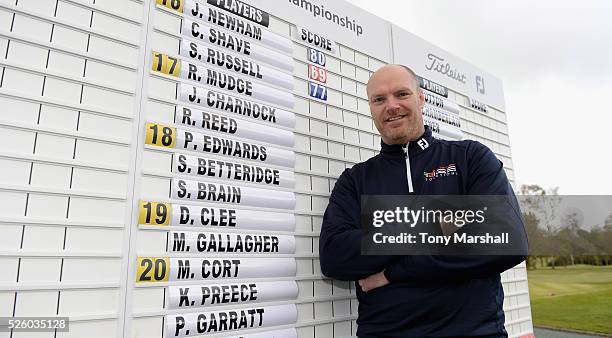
xmin=372 ymin=97 xmax=384 ymax=103
xmin=398 ymin=92 xmax=410 ymax=97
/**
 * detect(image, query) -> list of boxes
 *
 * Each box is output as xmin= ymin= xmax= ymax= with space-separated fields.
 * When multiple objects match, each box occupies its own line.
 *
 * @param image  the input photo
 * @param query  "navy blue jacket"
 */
xmin=319 ymin=126 xmax=528 ymax=338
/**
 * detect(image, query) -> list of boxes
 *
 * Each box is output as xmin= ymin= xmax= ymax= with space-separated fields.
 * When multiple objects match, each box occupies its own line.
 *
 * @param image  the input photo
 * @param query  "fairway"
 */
xmin=527 ymin=265 xmax=612 ymax=334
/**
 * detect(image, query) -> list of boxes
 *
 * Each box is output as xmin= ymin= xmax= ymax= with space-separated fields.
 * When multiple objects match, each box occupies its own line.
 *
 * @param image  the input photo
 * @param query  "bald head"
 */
xmin=366 ymin=64 xmax=425 ymax=145
xmin=366 ymin=64 xmax=420 ymax=99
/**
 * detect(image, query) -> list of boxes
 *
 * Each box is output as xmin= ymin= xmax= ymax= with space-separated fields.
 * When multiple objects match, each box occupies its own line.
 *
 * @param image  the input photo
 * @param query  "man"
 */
xmin=319 ymin=65 xmax=528 ymax=337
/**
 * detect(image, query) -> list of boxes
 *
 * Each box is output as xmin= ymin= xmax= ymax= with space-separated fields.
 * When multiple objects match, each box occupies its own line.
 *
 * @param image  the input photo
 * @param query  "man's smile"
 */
xmin=385 ymin=114 xmax=407 ymax=123
xmin=385 ymin=114 xmax=406 ymax=122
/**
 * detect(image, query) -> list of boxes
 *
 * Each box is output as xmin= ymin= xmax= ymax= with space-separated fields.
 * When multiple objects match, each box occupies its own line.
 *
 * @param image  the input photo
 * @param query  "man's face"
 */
xmin=367 ymin=65 xmax=425 ymax=145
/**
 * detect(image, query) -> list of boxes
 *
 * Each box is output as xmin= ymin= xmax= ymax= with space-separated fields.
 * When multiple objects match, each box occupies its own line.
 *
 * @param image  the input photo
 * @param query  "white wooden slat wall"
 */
xmin=0 ymin=0 xmax=144 ymax=337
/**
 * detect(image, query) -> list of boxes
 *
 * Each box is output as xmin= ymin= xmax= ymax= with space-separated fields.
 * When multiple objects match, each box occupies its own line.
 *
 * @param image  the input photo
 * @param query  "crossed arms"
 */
xmin=319 ymin=144 xmax=528 ymax=289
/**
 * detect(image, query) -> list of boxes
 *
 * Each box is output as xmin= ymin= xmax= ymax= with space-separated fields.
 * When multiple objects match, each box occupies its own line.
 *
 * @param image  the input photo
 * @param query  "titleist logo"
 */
xmin=425 ymin=53 xmax=467 ymax=84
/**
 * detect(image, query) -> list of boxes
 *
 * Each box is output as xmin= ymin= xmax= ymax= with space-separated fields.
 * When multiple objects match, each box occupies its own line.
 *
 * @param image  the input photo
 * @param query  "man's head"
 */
xmin=366 ymin=64 xmax=425 ymax=145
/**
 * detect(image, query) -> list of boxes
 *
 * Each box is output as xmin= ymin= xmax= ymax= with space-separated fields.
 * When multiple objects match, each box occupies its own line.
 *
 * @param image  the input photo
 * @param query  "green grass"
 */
xmin=527 ymin=264 xmax=612 ymax=334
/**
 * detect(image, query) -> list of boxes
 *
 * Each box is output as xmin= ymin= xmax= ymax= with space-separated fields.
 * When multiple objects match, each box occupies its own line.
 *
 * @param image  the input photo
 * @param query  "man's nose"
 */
xmin=386 ymin=97 xmax=401 ymax=111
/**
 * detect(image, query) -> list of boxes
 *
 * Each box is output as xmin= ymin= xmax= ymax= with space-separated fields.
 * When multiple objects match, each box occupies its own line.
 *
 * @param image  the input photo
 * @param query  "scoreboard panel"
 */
xmin=0 ymin=0 xmax=530 ymax=337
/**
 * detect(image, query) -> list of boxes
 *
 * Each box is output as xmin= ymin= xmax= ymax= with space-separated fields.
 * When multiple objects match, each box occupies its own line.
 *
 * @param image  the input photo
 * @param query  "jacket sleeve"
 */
xmin=319 ymin=168 xmax=398 ymax=281
xmin=383 ymin=142 xmax=528 ymax=283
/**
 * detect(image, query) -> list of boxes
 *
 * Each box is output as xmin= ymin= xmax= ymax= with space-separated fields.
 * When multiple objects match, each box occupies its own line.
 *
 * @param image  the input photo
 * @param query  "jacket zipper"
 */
xmin=403 ymin=144 xmax=414 ymax=193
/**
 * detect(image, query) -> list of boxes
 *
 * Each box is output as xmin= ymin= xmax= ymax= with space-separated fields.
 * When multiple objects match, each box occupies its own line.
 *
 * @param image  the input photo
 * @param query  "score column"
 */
xmin=129 ymin=0 xmax=301 ymax=337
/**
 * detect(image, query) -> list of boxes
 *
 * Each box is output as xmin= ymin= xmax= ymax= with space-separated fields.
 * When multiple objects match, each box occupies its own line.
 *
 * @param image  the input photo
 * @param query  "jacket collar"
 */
xmin=380 ymin=125 xmax=436 ymax=158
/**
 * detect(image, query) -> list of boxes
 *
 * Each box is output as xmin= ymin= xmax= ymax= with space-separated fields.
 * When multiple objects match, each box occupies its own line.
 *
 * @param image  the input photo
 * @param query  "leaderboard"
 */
xmin=139 ymin=1 xmax=300 ymax=337
xmin=0 ymin=0 xmax=527 ymax=337
xmin=418 ymin=76 xmax=464 ymax=140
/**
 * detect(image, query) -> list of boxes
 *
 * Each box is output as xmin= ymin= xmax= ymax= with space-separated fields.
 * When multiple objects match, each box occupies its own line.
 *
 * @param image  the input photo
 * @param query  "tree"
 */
xmin=519 ymin=184 xmax=561 ymax=269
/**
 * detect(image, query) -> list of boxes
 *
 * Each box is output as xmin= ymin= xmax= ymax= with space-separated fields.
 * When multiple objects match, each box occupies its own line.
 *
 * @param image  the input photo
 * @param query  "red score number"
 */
xmin=309 ymin=64 xmax=327 ymax=84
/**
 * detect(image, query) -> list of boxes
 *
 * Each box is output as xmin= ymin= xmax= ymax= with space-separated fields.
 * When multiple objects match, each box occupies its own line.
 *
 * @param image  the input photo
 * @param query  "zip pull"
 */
xmin=403 ymin=144 xmax=414 ymax=193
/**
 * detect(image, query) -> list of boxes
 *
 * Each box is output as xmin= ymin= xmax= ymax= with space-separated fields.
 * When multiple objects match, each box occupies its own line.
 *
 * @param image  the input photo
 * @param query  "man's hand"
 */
xmin=358 ymin=270 xmax=389 ymax=292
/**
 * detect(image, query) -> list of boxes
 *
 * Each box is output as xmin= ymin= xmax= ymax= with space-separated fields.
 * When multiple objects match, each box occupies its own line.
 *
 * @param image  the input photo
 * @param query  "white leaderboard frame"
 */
xmin=0 ymin=0 xmax=530 ymax=338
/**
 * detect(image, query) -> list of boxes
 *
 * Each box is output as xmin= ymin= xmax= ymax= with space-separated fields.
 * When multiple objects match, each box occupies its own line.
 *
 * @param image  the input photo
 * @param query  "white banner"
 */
xmin=169 ymin=203 xmax=295 ymax=231
xmin=173 ymin=127 xmax=295 ymax=168
xmin=182 ymin=19 xmax=294 ymax=72
xmin=248 ymin=0 xmax=392 ymax=62
xmin=171 ymin=178 xmax=296 ymax=209
xmin=183 ymin=0 xmax=293 ymax=55
xmin=423 ymin=105 xmax=461 ymax=129
xmin=423 ymin=92 xmax=460 ymax=114
xmin=180 ymin=40 xmax=294 ymax=90
xmin=167 ymin=257 xmax=297 ymax=281
xmin=292 ymin=26 xmax=338 ymax=55
xmin=179 ymin=83 xmax=295 ymax=129
xmin=166 ymin=281 xmax=298 ymax=309
xmin=165 ymin=304 xmax=297 ymax=337
xmin=393 ymin=25 xmax=506 ymax=109
xmin=172 ymin=153 xmax=295 ymax=188
xmin=176 ymin=106 xmax=294 ymax=147
xmin=178 ymin=60 xmax=294 ymax=109
xmin=168 ymin=231 xmax=296 ymax=254
xmin=424 ymin=117 xmax=463 ymax=140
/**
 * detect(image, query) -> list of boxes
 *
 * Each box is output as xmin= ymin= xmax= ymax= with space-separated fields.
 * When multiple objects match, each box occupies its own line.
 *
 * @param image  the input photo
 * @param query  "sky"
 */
xmin=346 ymin=0 xmax=612 ymax=194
